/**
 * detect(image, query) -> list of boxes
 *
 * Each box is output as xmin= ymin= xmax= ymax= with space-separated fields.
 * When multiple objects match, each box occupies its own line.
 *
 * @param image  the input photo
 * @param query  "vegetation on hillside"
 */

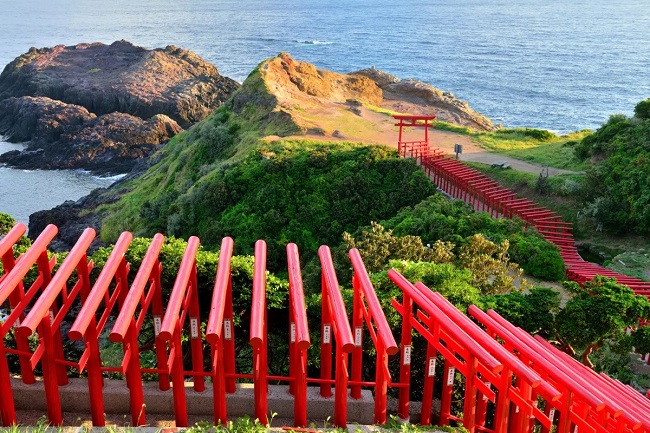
xmin=378 ymin=194 xmax=565 ymax=281
xmin=573 ymin=98 xmax=650 ymax=235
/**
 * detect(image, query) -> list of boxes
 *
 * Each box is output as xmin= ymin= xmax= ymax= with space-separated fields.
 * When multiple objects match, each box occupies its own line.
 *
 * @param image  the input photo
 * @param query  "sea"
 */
xmin=0 ymin=0 xmax=649 ymax=225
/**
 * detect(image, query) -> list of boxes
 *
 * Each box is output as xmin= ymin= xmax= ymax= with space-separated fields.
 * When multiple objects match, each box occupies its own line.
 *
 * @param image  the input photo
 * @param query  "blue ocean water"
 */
xmin=1 ymin=0 xmax=648 ymax=132
xmin=0 ymin=0 xmax=649 ymax=223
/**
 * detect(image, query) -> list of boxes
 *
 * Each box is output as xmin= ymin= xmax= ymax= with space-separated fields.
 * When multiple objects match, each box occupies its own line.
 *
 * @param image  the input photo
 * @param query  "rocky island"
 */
xmin=0 ymin=40 xmax=239 ymax=174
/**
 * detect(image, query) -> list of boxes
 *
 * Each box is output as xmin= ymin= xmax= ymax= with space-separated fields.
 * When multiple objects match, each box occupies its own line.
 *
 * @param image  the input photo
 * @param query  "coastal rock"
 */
xmin=352 ymin=67 xmax=495 ymax=131
xmin=0 ymin=96 xmax=95 ymax=142
xmin=271 ymin=53 xmax=383 ymax=106
xmin=0 ymin=40 xmax=240 ymax=128
xmin=0 ymin=40 xmax=239 ymax=173
xmin=0 ymin=96 xmax=181 ymax=174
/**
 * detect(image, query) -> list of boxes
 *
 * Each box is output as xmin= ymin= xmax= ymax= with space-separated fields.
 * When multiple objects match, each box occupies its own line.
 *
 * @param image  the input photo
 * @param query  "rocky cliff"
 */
xmin=352 ymin=67 xmax=495 ymax=131
xmin=0 ymin=40 xmax=239 ymax=173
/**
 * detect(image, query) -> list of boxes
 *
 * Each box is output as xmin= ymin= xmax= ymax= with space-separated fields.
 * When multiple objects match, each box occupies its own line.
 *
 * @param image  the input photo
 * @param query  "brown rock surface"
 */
xmin=0 ymin=40 xmax=239 ymax=128
xmin=352 ymin=67 xmax=495 ymax=131
xmin=0 ymin=40 xmax=239 ymax=173
xmin=0 ymin=96 xmax=181 ymax=174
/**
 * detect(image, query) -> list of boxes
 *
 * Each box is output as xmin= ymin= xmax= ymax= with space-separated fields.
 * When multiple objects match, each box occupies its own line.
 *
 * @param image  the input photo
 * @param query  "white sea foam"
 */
xmin=295 ymin=40 xmax=333 ymax=45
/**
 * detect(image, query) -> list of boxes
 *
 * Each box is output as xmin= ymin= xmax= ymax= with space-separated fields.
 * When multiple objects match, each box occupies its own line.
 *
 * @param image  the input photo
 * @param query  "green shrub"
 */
xmin=508 ymin=232 xmax=565 ymax=281
xmin=371 ymin=260 xmax=482 ymax=317
xmin=635 ymin=98 xmax=650 ymax=120
xmin=482 ymin=287 xmax=560 ymax=337
xmin=380 ymin=195 xmax=565 ymax=280
xmin=495 ymin=127 xmax=556 ymax=141
xmin=167 ymin=142 xmax=437 ymax=269
xmin=573 ymin=105 xmax=650 ymax=234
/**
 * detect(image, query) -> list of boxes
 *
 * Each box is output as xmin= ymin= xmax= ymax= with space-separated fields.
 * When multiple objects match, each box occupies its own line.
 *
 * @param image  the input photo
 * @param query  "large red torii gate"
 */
xmin=394 ymin=114 xmax=436 ymax=158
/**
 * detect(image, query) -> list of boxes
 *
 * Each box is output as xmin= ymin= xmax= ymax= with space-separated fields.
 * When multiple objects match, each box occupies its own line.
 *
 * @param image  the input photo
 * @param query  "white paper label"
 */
xmin=224 ymin=319 xmax=232 ymax=340
xmin=323 ymin=324 xmax=331 ymax=344
xmin=403 ymin=345 xmax=411 ymax=365
xmin=427 ymin=357 xmax=436 ymax=377
xmin=49 ymin=310 xmax=55 ymax=322
xmin=190 ymin=318 xmax=199 ymax=339
xmin=548 ymin=409 xmax=556 ymax=420
xmin=573 ymin=426 xmax=578 ymax=433
xmin=154 ymin=316 xmax=161 ymax=336
xmin=515 ymin=406 xmax=520 ymax=414
xmin=355 ymin=327 xmax=362 ymax=347
xmin=446 ymin=367 xmax=455 ymax=386
xmin=291 ymin=323 xmax=296 ymax=343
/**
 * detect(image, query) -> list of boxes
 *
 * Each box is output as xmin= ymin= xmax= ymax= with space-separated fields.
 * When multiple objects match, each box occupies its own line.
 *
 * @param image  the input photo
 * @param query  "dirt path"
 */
xmin=267 ymin=105 xmax=579 ymax=177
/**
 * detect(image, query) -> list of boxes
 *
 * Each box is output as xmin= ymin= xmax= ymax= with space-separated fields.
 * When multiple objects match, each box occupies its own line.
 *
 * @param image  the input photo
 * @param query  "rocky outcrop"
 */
xmin=0 ymin=40 xmax=239 ymax=127
xmin=352 ymin=67 xmax=495 ymax=131
xmin=0 ymin=40 xmax=239 ymax=173
xmin=0 ymin=96 xmax=181 ymax=174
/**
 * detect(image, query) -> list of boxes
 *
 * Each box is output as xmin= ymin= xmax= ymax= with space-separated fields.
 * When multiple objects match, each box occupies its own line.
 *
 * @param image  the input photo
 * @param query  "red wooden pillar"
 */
xmin=439 ymin=359 xmax=455 ymax=426
xmin=351 ymin=273 xmax=363 ymax=400
xmin=320 ymin=270 xmax=333 ymax=398
xmin=420 ymin=342 xmax=438 ymax=425
xmin=398 ymin=292 xmax=413 ymax=421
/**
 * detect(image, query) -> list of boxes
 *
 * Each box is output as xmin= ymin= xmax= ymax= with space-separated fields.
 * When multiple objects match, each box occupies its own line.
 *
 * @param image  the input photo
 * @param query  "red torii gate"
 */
xmin=394 ymin=114 xmax=436 ymax=158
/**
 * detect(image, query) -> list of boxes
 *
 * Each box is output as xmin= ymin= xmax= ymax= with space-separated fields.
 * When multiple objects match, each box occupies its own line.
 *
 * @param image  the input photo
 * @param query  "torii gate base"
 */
xmin=9 ymin=378 xmax=376 ymax=424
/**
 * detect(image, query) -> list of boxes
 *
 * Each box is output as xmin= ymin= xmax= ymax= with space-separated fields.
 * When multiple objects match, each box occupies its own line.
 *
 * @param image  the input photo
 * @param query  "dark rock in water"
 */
xmin=0 ymin=96 xmax=94 ymax=142
xmin=28 ymin=158 xmax=153 ymax=251
xmin=0 ymin=40 xmax=240 ymax=128
xmin=0 ymin=40 xmax=239 ymax=174
xmin=0 ymin=96 xmax=182 ymax=174
xmin=352 ymin=67 xmax=495 ymax=131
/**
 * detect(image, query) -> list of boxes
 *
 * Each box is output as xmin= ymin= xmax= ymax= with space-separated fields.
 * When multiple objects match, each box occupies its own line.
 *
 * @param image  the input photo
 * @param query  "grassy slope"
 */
xmin=431 ymin=123 xmax=592 ymax=171
xmin=100 ymin=64 xmax=301 ymax=241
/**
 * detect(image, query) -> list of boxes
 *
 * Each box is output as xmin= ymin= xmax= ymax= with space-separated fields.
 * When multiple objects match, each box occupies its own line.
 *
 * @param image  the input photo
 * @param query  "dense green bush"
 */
xmin=371 ymin=260 xmax=482 ymax=319
xmin=495 ymin=127 xmax=556 ymax=141
xmin=380 ymin=195 xmax=565 ymax=280
xmin=508 ymin=232 xmax=565 ymax=280
xmin=634 ymin=98 xmax=650 ymax=120
xmin=482 ymin=287 xmax=560 ymax=338
xmin=574 ymin=102 xmax=650 ymax=234
xmin=166 ymin=141 xmax=437 ymax=269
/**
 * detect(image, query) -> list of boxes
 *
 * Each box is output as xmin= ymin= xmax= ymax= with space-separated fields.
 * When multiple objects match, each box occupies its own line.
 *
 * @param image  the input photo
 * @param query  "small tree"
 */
xmin=555 ymin=276 xmax=650 ymax=367
xmin=457 ymin=233 xmax=529 ymax=295
xmin=341 ymin=222 xmax=440 ymax=273
xmin=634 ymin=98 xmax=650 ymax=120
xmin=632 ymin=326 xmax=650 ymax=356
xmin=0 ymin=212 xmax=16 ymax=235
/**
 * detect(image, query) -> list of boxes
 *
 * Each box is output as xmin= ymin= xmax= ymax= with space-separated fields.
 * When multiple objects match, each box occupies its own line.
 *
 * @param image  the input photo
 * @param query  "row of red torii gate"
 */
xmin=1 ymin=222 xmax=649 ymax=433
xmin=0 ymin=115 xmax=649 ymax=432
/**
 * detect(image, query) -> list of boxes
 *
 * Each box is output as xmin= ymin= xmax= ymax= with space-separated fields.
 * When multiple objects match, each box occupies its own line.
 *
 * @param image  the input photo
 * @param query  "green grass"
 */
xmin=465 ymin=162 xmax=585 ymax=233
xmin=606 ymin=251 xmax=650 ymax=281
xmin=469 ymin=129 xmax=591 ymax=171
xmin=431 ymin=121 xmax=473 ymax=135
xmin=422 ymin=123 xmax=592 ymax=171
